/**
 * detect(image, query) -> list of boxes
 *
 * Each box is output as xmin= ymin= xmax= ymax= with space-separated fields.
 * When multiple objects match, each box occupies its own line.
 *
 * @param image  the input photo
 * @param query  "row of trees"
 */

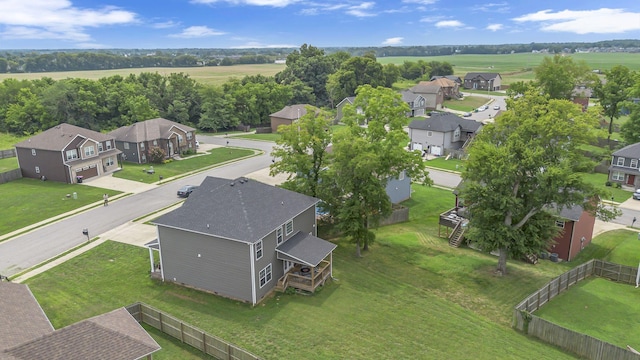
xmin=0 ymin=44 xmax=454 ymax=135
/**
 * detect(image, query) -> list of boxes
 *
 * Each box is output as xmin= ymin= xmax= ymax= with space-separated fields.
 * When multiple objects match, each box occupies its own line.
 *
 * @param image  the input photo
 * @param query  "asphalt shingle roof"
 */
xmin=153 ymin=176 xmax=319 ymax=243
xmin=612 ymin=142 xmax=640 ymax=158
xmin=14 ymin=123 xmax=114 ymax=151
xmin=464 ymin=72 xmax=501 ymax=80
xmin=269 ymin=104 xmax=312 ymax=120
xmin=409 ymin=83 xmax=441 ymax=94
xmin=108 ymin=118 xmax=195 ymax=143
xmin=408 ymin=113 xmax=482 ymax=133
xmin=276 ymin=231 xmax=337 ymax=267
xmin=0 ymin=282 xmax=53 ymax=352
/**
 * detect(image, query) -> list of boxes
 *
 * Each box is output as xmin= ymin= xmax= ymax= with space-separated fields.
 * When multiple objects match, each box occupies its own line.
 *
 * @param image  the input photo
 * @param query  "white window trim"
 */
xmin=285 ymin=220 xmax=293 ymax=235
xmin=427 ymin=131 xmax=433 ymax=137
xmin=255 ymin=240 xmax=263 ymax=260
xmin=124 ymin=142 xmax=130 ymax=150
xmin=631 ymin=159 xmax=638 ymax=169
xmin=617 ymin=157 xmax=625 ymax=166
xmin=35 ymin=166 xmax=40 ymax=173
xmin=84 ymin=146 xmax=95 ymax=157
xmin=98 ymin=143 xmax=103 ymax=152
xmin=66 ymin=149 xmax=78 ymax=161
xmin=612 ymin=171 xmax=624 ymax=181
xmin=31 ymin=149 xmax=36 ymax=156
xmin=555 ymin=220 xmax=565 ymax=228
xmin=106 ymin=140 xmax=112 ymax=150
xmin=259 ymin=263 xmax=272 ymax=288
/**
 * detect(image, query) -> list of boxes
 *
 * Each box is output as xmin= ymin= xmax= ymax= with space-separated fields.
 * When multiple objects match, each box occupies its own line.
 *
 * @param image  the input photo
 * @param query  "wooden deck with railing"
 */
xmin=276 ymin=261 xmax=332 ymax=293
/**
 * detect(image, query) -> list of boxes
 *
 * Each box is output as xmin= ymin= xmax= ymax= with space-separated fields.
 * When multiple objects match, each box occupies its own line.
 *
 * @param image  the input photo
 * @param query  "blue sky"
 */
xmin=0 ymin=0 xmax=639 ymax=49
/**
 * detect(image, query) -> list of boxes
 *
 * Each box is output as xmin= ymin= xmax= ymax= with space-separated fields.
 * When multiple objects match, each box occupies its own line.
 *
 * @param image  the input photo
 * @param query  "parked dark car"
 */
xmin=177 ymin=185 xmax=198 ymax=198
xmin=633 ymin=189 xmax=640 ymax=200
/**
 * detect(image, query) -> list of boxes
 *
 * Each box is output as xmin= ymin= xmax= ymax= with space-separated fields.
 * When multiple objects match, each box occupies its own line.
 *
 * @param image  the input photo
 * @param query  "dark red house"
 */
xmin=549 ymin=204 xmax=595 ymax=261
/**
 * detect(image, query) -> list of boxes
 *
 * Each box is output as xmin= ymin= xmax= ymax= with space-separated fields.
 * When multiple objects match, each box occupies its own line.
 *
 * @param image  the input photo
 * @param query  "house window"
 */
xmin=631 ymin=159 xmax=638 ymax=168
xmin=398 ymin=171 xmax=405 ymax=181
xmin=454 ymin=128 xmax=461 ymax=138
xmin=35 ymin=166 xmax=40 ymax=174
xmin=427 ymin=131 xmax=433 ymax=137
xmin=259 ymin=264 xmax=272 ymax=288
xmin=142 ymin=154 xmax=147 ymax=162
xmin=153 ymin=140 xmax=158 ymax=146
xmin=124 ymin=142 xmax=130 ymax=150
xmin=106 ymin=157 xmax=114 ymax=166
xmin=617 ymin=157 xmax=625 ymax=166
xmin=140 ymin=142 xmax=145 ymax=150
xmin=612 ymin=171 xmax=624 ymax=181
xmin=31 ymin=149 xmax=36 ymax=156
xmin=255 ymin=240 xmax=263 ymax=260
xmin=84 ymin=146 xmax=95 ymax=157
xmin=66 ymin=149 xmax=78 ymax=161
xmin=285 ymin=220 xmax=293 ymax=235
xmin=555 ymin=220 xmax=565 ymax=228
xmin=187 ymin=132 xmax=193 ymax=140
xmin=98 ymin=143 xmax=103 ymax=152
xmin=106 ymin=141 xmax=112 ymax=150
xmin=276 ymin=228 xmax=283 ymax=245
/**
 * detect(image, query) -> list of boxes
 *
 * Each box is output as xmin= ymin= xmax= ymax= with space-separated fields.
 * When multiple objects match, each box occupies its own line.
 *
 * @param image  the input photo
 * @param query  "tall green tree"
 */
xmin=327 ymin=85 xmax=431 ymax=256
xmin=620 ymin=72 xmax=640 ymax=144
xmin=198 ymin=86 xmax=238 ymax=131
xmin=5 ymin=88 xmax=50 ymax=134
xmin=593 ymin=65 xmax=636 ymax=141
xmin=461 ymin=89 xmax=619 ymax=275
xmin=269 ymin=106 xmax=332 ymax=198
xmin=326 ymin=56 xmax=385 ymax=106
xmin=534 ymin=54 xmax=597 ymax=100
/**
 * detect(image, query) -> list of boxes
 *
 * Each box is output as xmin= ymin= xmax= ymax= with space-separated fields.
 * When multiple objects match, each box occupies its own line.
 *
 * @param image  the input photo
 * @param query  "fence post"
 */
xmin=159 ymin=312 xmax=163 ymax=333
xmin=181 ymin=322 xmax=185 ymax=343
xmin=202 ymin=331 xmax=207 ymax=355
xmin=227 ymin=343 xmax=232 ymax=360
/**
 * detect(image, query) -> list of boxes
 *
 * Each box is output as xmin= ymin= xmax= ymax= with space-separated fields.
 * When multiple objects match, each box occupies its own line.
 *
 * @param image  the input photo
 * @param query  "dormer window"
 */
xmin=98 ymin=143 xmax=103 ymax=152
xmin=66 ymin=149 xmax=78 ymax=161
xmin=617 ymin=157 xmax=625 ymax=166
xmin=631 ymin=159 xmax=638 ymax=169
xmin=84 ymin=146 xmax=95 ymax=157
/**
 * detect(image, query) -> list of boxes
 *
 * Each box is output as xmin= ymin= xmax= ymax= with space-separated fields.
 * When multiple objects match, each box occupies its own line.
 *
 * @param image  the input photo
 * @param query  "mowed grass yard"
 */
xmin=525 ymin=229 xmax=640 ymax=348
xmin=113 ymin=147 xmax=254 ymax=183
xmin=0 ymin=156 xmax=18 ymax=172
xmin=26 ymin=186 xmax=579 ymax=359
xmin=0 ymin=178 xmax=121 ymax=236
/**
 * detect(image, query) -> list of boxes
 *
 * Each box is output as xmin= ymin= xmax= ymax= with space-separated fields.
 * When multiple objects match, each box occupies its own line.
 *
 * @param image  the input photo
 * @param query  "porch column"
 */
xmin=148 ymin=247 xmax=154 ymax=273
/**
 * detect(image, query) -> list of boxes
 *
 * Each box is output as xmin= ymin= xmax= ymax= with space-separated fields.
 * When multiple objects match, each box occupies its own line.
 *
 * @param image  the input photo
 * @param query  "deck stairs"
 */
xmin=449 ymin=220 xmax=468 ymax=247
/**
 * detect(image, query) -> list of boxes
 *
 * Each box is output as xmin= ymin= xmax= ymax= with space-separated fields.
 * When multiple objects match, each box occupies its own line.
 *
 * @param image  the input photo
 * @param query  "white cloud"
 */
xmin=346 ymin=2 xmax=376 ymax=17
xmin=486 ymin=24 xmax=503 ymax=31
xmin=191 ymin=0 xmax=299 ymax=7
xmin=435 ymin=20 xmax=464 ymax=28
xmin=401 ymin=0 xmax=438 ymax=4
xmin=420 ymin=15 xmax=446 ymax=23
xmin=300 ymin=4 xmax=347 ymax=15
xmin=513 ymin=8 xmax=640 ymax=34
xmin=382 ymin=37 xmax=403 ymax=45
xmin=152 ymin=20 xmax=181 ymax=29
xmin=169 ymin=26 xmax=226 ymax=38
xmin=0 ymin=0 xmax=137 ymax=43
xmin=472 ymin=2 xmax=510 ymax=13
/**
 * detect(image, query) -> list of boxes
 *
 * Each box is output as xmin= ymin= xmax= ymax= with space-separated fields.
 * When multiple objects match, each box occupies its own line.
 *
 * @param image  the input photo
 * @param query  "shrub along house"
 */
xmin=149 ymin=176 xmax=337 ymax=305
xmin=14 ymin=123 xmax=120 ymax=183
xmin=109 ymin=118 xmax=196 ymax=164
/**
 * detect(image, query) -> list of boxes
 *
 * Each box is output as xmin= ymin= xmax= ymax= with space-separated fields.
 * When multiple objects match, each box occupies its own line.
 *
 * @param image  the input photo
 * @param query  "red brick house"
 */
xmin=549 ymin=204 xmax=596 ymax=261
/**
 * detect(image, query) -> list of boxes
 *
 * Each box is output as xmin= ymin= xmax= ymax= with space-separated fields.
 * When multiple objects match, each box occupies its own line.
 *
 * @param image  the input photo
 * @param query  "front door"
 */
xmin=168 ymin=141 xmax=174 ymax=156
xmin=627 ymin=174 xmax=635 ymax=186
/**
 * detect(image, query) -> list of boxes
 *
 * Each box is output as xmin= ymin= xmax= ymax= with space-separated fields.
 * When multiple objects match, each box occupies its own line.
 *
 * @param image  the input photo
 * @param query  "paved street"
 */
xmin=2 ymin=134 xmax=637 ymax=277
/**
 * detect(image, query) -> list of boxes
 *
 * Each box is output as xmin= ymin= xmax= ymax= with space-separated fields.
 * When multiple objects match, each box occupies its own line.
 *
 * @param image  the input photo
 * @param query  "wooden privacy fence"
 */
xmin=513 ymin=259 xmax=640 ymax=360
xmin=127 ymin=302 xmax=261 ymax=360
xmin=0 ymin=168 xmax=22 ymax=184
xmin=0 ymin=149 xmax=16 ymax=159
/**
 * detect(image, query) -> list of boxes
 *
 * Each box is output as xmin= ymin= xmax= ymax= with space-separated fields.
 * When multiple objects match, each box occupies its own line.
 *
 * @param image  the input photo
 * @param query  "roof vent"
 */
xmin=207 ymin=224 xmax=210 ymax=229
xmin=230 ymin=182 xmax=235 ymax=186
xmin=239 ymin=178 xmax=245 ymax=184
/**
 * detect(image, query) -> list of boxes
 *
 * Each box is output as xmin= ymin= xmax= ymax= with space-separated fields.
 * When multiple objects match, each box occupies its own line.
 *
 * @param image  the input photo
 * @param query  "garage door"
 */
xmin=76 ymin=165 xmax=99 ymax=179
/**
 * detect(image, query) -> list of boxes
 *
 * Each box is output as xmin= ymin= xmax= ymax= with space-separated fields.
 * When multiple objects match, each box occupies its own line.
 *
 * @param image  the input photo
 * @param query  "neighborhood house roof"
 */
xmin=14 ymin=123 xmax=114 ymax=151
xmin=422 ymin=78 xmax=456 ymax=88
xmin=153 ymin=176 xmax=319 ymax=243
xmin=269 ymin=104 xmax=312 ymax=120
xmin=431 ymin=75 xmax=461 ymax=83
xmin=0 ymin=282 xmax=160 ymax=360
xmin=335 ymin=97 xmax=355 ymax=108
xmin=108 ymin=118 xmax=195 ymax=143
xmin=612 ymin=142 xmax=640 ymax=158
xmin=400 ymin=90 xmax=422 ymax=102
xmin=409 ymin=83 xmax=441 ymax=95
xmin=464 ymin=72 xmax=501 ymax=81
xmin=408 ymin=113 xmax=482 ymax=133
xmin=276 ymin=231 xmax=337 ymax=267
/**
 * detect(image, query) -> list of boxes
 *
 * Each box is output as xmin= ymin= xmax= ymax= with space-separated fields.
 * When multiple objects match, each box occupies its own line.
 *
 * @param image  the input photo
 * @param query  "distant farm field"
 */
xmin=379 ymin=53 xmax=640 ymax=85
xmin=0 ymin=64 xmax=286 ymax=86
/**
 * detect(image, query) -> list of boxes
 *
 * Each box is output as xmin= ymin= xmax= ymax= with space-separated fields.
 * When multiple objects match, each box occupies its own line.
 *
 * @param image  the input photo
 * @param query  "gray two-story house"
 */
xmin=609 ymin=142 xmax=640 ymax=188
xmin=463 ymin=72 xmax=502 ymax=91
xmin=14 ymin=123 xmax=120 ymax=183
xmin=151 ymin=176 xmax=337 ymax=305
xmin=407 ymin=113 xmax=483 ymax=155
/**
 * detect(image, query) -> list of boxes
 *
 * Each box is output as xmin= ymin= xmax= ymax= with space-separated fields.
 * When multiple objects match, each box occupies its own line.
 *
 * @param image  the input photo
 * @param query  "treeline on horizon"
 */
xmin=0 ymin=45 xmax=454 ymax=136
xmin=1 ymin=39 xmax=638 ymax=74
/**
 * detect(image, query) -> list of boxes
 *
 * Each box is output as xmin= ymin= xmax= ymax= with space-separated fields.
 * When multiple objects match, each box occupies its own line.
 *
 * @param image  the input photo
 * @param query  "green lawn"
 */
xmin=600 ymin=229 xmax=640 ymax=266
xmin=425 ymin=157 xmax=465 ymax=172
xmin=113 ymin=148 xmax=254 ymax=183
xmin=443 ymin=95 xmax=489 ymax=112
xmin=0 ymin=132 xmax=29 ymax=150
xmin=581 ymin=172 xmax=632 ymax=203
xmin=0 ymin=156 xmax=19 ymax=172
xmin=143 ymin=325 xmax=217 ymax=360
xmin=535 ymin=277 xmax=640 ymax=348
xmin=233 ymin=133 xmax=281 ymax=142
xmin=0 ymin=178 xmax=121 ymax=236
xmin=25 ymin=185 xmax=579 ymax=359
